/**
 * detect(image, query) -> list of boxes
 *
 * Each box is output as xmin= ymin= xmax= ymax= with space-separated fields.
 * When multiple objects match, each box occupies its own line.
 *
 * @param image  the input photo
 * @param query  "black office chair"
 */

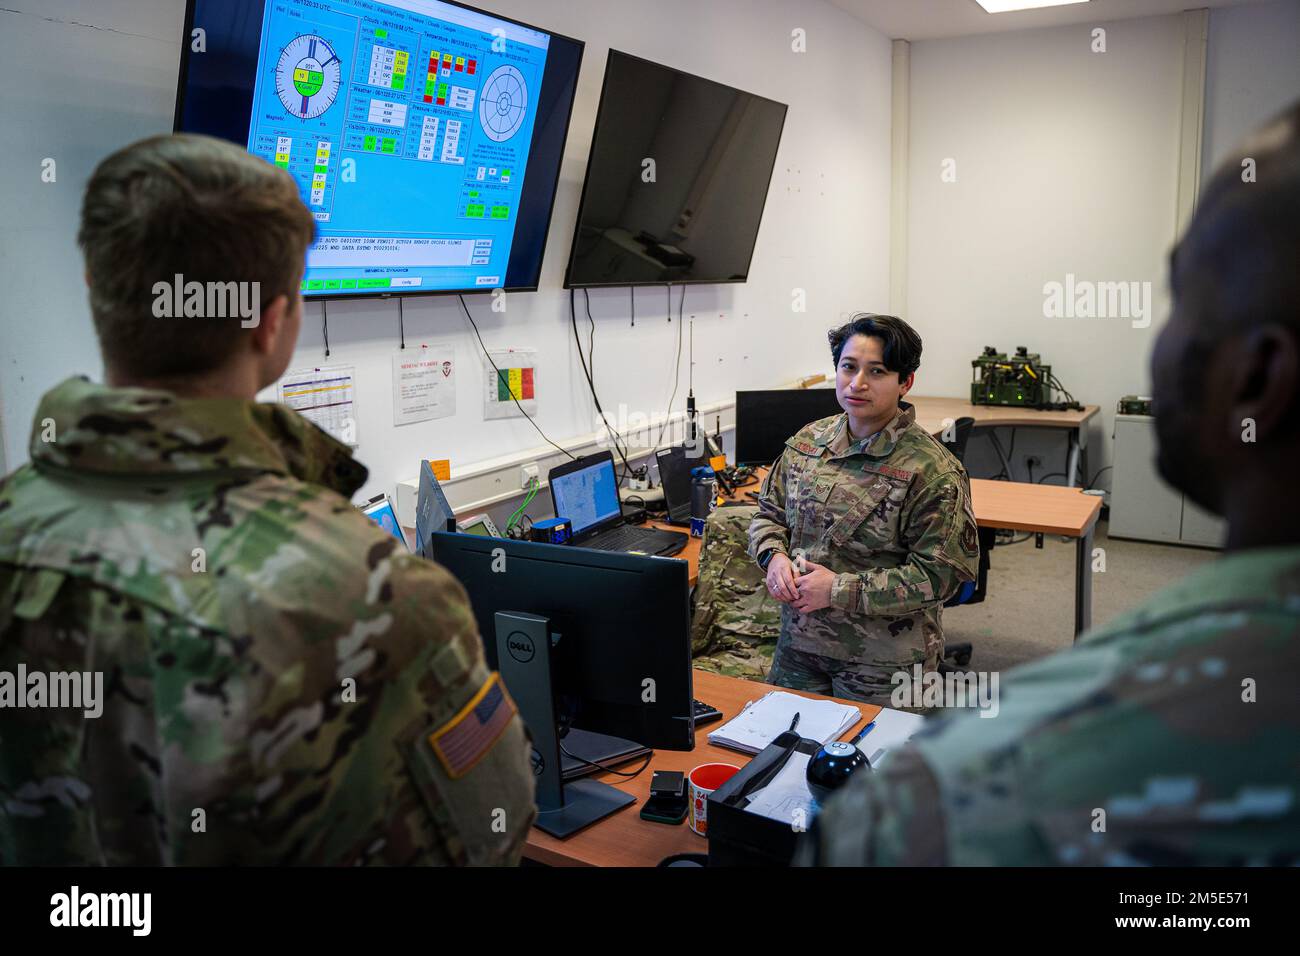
xmin=939 ymin=416 xmax=976 ymax=463
xmin=940 ymin=525 xmax=996 ymax=670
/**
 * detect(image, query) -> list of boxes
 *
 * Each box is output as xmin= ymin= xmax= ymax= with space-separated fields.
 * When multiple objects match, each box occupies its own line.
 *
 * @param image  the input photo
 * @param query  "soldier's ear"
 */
xmin=899 ymin=372 xmax=915 ymax=396
xmin=250 ymin=294 xmax=288 ymax=355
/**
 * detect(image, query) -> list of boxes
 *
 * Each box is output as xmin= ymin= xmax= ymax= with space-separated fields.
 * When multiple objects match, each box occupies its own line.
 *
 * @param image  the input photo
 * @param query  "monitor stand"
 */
xmin=494 ymin=611 xmax=636 ymax=839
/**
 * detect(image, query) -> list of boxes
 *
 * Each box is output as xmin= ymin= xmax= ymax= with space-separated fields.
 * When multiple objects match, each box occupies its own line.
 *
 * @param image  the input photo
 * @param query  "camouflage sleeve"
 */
xmin=797 ymin=746 xmax=951 ymax=866
xmin=382 ymin=552 xmax=538 ymax=866
xmin=175 ymin=532 xmax=537 ymax=866
xmin=829 ymin=471 xmax=979 ymax=616
xmin=748 ymin=455 xmax=791 ymax=563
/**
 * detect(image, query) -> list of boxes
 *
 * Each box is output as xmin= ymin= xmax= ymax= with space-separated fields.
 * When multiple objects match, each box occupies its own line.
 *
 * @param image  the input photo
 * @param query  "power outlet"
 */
xmin=1026 ymin=455 xmax=1042 ymax=470
xmin=520 ymin=462 xmax=540 ymax=489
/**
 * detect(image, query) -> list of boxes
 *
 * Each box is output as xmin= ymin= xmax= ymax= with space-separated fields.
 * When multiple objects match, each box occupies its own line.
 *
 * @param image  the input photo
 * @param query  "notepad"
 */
xmin=707 ymin=690 xmax=861 ymax=755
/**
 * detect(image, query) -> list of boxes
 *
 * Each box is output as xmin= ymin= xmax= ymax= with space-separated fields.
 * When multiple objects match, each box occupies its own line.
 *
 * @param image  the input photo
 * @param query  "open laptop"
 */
xmin=548 ymin=451 xmax=688 ymax=557
xmin=361 ymin=495 xmax=409 ymax=550
xmin=654 ymin=445 xmax=693 ymax=527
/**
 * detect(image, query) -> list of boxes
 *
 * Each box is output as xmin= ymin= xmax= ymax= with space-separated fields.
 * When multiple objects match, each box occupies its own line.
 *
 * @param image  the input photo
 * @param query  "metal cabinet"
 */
xmin=1109 ymin=414 xmax=1225 ymax=548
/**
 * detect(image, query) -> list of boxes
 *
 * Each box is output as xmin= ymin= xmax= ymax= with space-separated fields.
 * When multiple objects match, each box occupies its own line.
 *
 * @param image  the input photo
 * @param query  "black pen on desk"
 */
xmin=788 ymin=712 xmax=801 ymax=733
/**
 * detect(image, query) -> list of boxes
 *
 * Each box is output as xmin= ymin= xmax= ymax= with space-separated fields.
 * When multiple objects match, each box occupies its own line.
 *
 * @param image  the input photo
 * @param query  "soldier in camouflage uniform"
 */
xmin=691 ymin=505 xmax=781 ymax=681
xmin=0 ymin=134 xmax=534 ymax=865
xmin=749 ymin=316 xmax=980 ymax=705
xmin=803 ymin=103 xmax=1300 ymax=865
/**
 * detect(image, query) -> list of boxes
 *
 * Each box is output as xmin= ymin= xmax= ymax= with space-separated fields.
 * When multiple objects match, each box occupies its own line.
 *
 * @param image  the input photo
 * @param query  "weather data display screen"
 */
xmin=175 ymin=0 xmax=583 ymax=297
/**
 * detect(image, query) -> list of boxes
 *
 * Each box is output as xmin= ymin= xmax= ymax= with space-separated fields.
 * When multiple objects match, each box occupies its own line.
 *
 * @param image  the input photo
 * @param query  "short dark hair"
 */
xmin=828 ymin=313 xmax=922 ymax=380
xmin=78 ymin=133 xmax=316 ymax=379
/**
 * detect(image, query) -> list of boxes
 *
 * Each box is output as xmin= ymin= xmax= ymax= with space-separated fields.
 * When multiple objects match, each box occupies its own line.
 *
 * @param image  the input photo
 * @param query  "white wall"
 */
xmin=0 ymin=0 xmax=185 ymax=472
xmin=1203 ymin=0 xmax=1300 ymax=179
xmin=904 ymin=14 xmax=1187 ymax=487
xmin=903 ymin=6 xmax=1300 ymax=490
xmin=0 ymin=0 xmax=894 ymax=507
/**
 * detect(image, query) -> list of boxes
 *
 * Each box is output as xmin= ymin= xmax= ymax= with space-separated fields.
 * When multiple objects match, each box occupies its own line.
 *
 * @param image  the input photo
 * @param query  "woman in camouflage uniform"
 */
xmin=748 ymin=315 xmax=980 ymax=704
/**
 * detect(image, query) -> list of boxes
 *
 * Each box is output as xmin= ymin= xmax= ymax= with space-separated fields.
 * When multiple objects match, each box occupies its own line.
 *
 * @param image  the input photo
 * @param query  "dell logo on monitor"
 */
xmin=507 ymin=632 xmax=536 ymax=663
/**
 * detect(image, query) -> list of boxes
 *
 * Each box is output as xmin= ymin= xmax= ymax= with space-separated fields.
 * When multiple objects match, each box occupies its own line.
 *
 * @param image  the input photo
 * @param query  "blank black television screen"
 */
xmin=564 ymin=51 xmax=787 ymax=288
xmin=174 ymin=0 xmax=583 ymax=299
xmin=734 ymin=389 xmax=844 ymax=467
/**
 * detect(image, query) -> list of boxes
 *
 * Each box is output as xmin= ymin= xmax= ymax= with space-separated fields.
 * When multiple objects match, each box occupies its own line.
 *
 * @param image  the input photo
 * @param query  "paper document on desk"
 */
xmin=742 ymin=708 xmax=927 ymax=825
xmin=743 ymin=751 xmax=816 ymax=825
xmin=854 ymin=708 xmax=926 ymax=770
xmin=707 ymin=691 xmax=860 ymax=755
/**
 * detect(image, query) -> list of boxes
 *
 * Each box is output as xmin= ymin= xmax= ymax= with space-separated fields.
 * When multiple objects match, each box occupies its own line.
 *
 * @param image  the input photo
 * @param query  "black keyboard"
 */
xmin=693 ymin=698 xmax=723 ymax=726
xmin=588 ymin=524 xmax=687 ymax=556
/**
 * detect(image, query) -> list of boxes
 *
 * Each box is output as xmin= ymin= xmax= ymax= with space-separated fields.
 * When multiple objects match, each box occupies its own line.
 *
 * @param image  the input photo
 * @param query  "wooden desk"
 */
xmin=522 ymin=669 xmax=878 ymax=867
xmin=907 ymin=395 xmax=1100 ymax=488
xmin=970 ymin=478 xmax=1101 ymax=637
xmin=653 ymin=470 xmax=1100 ymax=637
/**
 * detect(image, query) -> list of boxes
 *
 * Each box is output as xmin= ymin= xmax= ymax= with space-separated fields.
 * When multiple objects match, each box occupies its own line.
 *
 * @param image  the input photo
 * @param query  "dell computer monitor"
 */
xmin=175 ymin=0 xmax=583 ymax=298
xmin=430 ymin=532 xmax=694 ymax=751
xmin=564 ymin=50 xmax=787 ymax=288
xmin=734 ymin=389 xmax=844 ymax=467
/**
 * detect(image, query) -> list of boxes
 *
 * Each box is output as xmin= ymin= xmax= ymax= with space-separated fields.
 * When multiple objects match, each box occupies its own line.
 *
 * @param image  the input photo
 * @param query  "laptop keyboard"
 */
xmin=588 ymin=524 xmax=656 ymax=551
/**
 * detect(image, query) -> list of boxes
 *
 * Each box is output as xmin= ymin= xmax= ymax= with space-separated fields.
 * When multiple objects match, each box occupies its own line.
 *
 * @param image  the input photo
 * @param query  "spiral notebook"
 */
xmin=707 ymin=690 xmax=862 ymax=755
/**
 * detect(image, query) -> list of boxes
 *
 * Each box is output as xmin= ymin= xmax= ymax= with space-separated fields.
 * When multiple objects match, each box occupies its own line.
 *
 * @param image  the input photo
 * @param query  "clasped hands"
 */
xmin=764 ymin=551 xmax=835 ymax=614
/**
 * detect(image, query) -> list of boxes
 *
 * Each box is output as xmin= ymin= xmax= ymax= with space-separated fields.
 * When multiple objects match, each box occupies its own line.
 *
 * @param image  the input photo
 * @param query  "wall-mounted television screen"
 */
xmin=564 ymin=50 xmax=787 ymax=289
xmin=175 ymin=0 xmax=583 ymax=299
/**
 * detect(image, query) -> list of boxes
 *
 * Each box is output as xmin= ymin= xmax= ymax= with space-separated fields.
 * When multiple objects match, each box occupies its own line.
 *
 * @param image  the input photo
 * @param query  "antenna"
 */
xmin=686 ymin=315 xmax=697 ymax=445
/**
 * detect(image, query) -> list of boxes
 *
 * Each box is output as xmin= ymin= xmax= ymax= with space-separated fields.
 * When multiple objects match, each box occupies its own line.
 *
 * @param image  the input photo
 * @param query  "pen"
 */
xmin=789 ymin=712 xmax=801 ymax=733
xmin=851 ymin=720 xmax=876 ymax=744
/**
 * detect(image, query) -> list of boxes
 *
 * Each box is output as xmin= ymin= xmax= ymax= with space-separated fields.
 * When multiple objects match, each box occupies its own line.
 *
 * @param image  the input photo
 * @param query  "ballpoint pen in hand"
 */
xmin=788 ymin=712 xmax=801 ymax=734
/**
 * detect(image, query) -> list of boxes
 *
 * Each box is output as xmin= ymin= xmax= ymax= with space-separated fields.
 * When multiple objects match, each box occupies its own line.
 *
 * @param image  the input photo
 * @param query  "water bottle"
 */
xmin=689 ymin=466 xmax=717 ymax=538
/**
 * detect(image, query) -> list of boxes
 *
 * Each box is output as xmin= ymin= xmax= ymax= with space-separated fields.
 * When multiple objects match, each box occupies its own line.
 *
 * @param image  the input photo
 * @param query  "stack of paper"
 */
xmin=853 ymin=709 xmax=926 ymax=769
xmin=743 ymin=709 xmax=928 ymax=825
xmin=707 ymin=690 xmax=861 ymax=755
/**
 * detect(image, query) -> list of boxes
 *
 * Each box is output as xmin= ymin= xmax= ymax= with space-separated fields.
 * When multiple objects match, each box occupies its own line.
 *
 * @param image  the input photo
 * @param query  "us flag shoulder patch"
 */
xmin=428 ymin=672 xmax=517 ymax=779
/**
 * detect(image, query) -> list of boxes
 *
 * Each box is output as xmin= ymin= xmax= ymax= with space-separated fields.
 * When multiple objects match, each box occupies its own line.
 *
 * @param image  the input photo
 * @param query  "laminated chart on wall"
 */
xmin=483 ymin=348 xmax=536 ymax=420
xmin=278 ymin=365 xmax=359 ymax=445
xmin=392 ymin=345 xmax=457 ymax=426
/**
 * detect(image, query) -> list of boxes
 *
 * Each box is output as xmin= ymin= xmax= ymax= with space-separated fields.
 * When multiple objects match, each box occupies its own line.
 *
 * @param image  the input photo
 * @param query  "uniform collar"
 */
xmin=821 ymin=401 xmax=917 ymax=459
xmin=27 ymin=376 xmax=367 ymax=496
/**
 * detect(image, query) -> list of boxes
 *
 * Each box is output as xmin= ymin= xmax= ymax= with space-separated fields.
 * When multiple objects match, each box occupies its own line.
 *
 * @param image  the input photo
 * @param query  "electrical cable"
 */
xmin=322 ymin=300 xmax=330 ymax=357
xmin=459 ymin=294 xmax=575 ymax=461
xmin=583 ymin=291 xmax=628 ymax=471
xmin=998 ymin=531 xmax=1035 ymax=545
xmin=572 ymin=289 xmax=633 ymax=481
xmin=651 ymin=283 xmax=687 ymax=452
xmin=1086 ymin=465 xmax=1113 ymax=488
xmin=987 ymin=429 xmax=1012 ymax=481
xmin=558 ymin=743 xmax=653 ymax=779
xmin=506 ymin=477 xmax=539 ymax=531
